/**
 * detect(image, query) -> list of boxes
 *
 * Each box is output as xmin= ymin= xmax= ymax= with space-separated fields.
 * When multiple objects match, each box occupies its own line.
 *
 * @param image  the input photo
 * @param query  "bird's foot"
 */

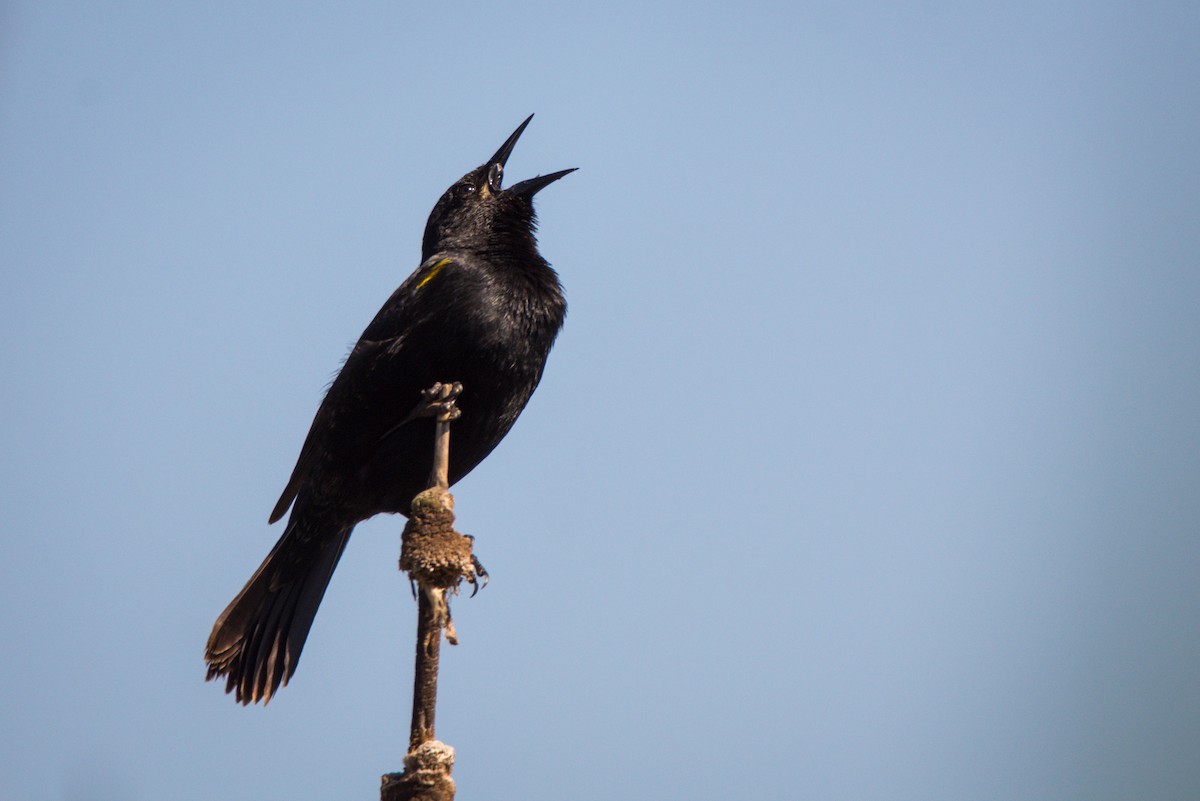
xmin=468 ymin=551 xmax=489 ymax=597
xmin=403 ymin=382 xmax=463 ymax=426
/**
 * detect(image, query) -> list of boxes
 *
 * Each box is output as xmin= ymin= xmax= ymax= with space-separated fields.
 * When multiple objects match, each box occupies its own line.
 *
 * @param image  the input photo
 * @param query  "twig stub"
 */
xmin=381 ymin=740 xmax=456 ymax=801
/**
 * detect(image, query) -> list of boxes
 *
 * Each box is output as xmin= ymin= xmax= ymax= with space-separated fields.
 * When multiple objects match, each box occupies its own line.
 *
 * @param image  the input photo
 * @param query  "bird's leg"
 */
xmin=423 ymin=383 xmax=461 ymax=491
xmin=381 ymin=382 xmax=463 ymax=490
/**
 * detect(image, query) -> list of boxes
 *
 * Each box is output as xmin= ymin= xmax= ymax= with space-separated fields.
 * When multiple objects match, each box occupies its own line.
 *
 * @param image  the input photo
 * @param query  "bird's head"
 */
xmin=421 ymin=114 xmax=575 ymax=259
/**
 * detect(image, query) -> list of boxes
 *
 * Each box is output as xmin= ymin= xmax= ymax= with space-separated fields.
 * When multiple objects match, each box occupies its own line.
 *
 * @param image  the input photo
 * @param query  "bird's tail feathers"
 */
xmin=205 ymin=514 xmax=351 ymax=704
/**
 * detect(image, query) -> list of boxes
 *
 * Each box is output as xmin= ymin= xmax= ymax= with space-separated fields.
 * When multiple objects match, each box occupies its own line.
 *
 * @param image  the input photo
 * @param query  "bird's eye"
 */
xmin=487 ymin=164 xmax=503 ymax=192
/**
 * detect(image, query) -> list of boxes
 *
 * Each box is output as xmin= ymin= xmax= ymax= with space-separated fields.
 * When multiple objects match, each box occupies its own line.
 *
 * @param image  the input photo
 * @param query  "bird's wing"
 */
xmin=268 ymin=336 xmax=393 ymax=524
xmin=268 ymin=255 xmax=459 ymax=524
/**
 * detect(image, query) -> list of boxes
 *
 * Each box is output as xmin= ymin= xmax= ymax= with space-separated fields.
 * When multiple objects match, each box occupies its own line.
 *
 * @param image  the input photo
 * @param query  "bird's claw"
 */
xmin=419 ymin=382 xmax=463 ymax=421
xmin=468 ymin=554 xmax=489 ymax=597
xmin=395 ymin=382 xmax=463 ymax=430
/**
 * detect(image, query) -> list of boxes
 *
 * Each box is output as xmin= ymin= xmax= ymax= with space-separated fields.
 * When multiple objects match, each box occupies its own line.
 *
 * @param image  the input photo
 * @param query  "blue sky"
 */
xmin=3 ymin=2 xmax=1199 ymax=800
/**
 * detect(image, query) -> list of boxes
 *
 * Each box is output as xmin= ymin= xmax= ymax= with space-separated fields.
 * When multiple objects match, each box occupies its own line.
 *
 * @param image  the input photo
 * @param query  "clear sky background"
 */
xmin=3 ymin=2 xmax=1199 ymax=800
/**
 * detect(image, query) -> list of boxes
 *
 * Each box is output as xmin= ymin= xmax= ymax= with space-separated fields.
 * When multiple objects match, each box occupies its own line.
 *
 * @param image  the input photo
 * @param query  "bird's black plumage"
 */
xmin=205 ymin=115 xmax=572 ymax=704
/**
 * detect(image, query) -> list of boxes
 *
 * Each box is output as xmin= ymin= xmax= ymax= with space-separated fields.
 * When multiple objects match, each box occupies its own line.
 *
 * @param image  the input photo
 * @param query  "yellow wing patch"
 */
xmin=417 ymin=258 xmax=452 ymax=290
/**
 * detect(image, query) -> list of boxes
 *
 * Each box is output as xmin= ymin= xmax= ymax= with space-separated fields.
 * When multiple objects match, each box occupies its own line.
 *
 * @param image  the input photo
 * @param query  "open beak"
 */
xmin=508 ymin=168 xmax=578 ymax=197
xmin=488 ymin=114 xmax=535 ymax=172
xmin=487 ymin=115 xmax=577 ymax=197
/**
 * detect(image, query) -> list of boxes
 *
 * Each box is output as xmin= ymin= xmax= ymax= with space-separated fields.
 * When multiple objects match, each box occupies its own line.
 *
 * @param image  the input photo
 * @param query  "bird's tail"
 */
xmin=205 ymin=511 xmax=352 ymax=704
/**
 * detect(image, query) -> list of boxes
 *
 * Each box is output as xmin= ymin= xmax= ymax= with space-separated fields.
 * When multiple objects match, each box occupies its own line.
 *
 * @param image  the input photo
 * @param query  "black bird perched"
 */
xmin=205 ymin=115 xmax=573 ymax=704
